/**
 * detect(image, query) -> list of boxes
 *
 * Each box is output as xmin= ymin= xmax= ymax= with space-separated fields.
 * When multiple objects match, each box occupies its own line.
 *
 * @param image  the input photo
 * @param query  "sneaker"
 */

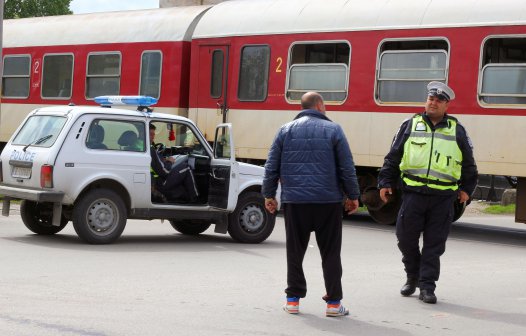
xmin=326 ymin=301 xmax=349 ymax=317
xmin=283 ymin=297 xmax=300 ymax=314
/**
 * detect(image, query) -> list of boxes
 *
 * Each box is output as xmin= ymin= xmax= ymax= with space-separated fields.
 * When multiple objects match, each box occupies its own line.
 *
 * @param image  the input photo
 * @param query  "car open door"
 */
xmin=208 ymin=123 xmax=239 ymax=211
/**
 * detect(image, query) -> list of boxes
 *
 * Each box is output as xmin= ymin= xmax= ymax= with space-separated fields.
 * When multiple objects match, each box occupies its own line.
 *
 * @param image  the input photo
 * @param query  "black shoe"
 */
xmin=419 ymin=289 xmax=437 ymax=304
xmin=400 ymin=278 xmax=418 ymax=296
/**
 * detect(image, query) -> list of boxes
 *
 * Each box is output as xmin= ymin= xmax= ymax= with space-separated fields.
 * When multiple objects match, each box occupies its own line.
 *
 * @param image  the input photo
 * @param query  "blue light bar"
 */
xmin=94 ymin=95 xmax=158 ymax=107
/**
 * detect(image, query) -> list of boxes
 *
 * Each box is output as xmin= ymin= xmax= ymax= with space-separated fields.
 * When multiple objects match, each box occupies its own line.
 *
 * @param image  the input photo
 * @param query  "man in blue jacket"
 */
xmin=262 ymin=92 xmax=360 ymax=317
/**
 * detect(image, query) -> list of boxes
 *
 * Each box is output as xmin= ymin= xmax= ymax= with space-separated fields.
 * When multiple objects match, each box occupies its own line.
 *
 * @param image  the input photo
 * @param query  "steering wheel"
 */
xmin=153 ymin=142 xmax=165 ymax=153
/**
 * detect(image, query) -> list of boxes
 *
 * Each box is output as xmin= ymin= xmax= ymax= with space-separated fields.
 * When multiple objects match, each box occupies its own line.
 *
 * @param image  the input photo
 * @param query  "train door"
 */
xmin=196 ymin=45 xmax=230 ymax=141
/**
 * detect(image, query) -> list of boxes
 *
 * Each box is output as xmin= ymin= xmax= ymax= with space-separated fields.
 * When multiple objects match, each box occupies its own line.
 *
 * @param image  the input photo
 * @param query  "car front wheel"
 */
xmin=228 ymin=191 xmax=275 ymax=244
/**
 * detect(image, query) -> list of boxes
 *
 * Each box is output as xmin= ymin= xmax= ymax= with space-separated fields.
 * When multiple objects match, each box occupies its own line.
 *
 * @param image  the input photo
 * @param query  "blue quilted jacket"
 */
xmin=262 ymin=109 xmax=360 ymax=203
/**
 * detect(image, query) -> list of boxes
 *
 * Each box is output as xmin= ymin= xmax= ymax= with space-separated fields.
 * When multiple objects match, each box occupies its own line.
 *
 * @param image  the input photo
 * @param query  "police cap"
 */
xmin=427 ymin=81 xmax=455 ymax=101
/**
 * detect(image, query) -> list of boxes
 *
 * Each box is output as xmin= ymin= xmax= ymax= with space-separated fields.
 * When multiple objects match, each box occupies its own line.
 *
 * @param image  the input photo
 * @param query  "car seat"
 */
xmin=86 ymin=124 xmax=108 ymax=149
xmin=118 ymin=130 xmax=140 ymax=151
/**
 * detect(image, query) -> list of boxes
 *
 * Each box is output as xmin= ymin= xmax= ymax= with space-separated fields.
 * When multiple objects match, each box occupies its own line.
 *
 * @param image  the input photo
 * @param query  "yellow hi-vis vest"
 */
xmin=399 ymin=115 xmax=462 ymax=191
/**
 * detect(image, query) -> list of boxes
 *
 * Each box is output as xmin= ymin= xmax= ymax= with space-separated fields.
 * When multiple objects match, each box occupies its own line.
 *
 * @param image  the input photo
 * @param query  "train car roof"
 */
xmin=4 ymin=6 xmax=211 ymax=48
xmin=193 ymin=0 xmax=526 ymax=38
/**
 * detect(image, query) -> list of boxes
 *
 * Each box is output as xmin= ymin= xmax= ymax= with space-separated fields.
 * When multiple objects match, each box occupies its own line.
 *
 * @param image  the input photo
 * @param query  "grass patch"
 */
xmin=357 ymin=206 xmax=368 ymax=213
xmin=0 ymin=195 xmax=21 ymax=204
xmin=483 ymin=204 xmax=515 ymax=214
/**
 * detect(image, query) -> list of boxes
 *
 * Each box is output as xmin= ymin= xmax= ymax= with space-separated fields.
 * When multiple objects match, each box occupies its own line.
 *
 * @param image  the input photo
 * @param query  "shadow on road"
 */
xmin=449 ymin=222 xmax=526 ymax=247
xmin=345 ymin=213 xmax=526 ymax=247
xmin=437 ymin=301 xmax=526 ymax=328
xmin=296 ymin=312 xmax=413 ymax=336
xmin=3 ymin=230 xmax=285 ymax=254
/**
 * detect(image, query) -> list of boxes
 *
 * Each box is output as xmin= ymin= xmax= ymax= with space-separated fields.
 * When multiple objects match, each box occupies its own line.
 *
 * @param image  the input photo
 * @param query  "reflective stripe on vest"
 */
xmin=150 ymin=166 xmax=158 ymax=178
xmin=399 ymin=115 xmax=462 ymax=191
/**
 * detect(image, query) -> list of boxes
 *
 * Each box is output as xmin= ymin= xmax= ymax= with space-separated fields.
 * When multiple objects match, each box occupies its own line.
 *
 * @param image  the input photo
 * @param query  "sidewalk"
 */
xmin=0 ymin=201 xmax=20 ymax=215
xmin=463 ymin=200 xmax=513 ymax=217
xmin=0 ymin=200 xmax=511 ymax=217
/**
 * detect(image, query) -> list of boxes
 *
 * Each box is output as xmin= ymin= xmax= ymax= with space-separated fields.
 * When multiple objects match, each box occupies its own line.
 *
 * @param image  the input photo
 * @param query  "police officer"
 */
xmin=149 ymin=123 xmax=199 ymax=203
xmin=378 ymin=82 xmax=478 ymax=304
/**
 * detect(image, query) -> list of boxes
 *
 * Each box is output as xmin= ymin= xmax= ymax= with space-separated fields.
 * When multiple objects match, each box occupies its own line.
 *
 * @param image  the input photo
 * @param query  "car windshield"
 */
xmin=12 ymin=115 xmax=67 ymax=147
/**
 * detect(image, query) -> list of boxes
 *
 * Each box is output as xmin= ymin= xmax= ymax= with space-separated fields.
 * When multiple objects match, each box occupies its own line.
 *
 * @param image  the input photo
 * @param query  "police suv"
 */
xmin=0 ymin=96 xmax=276 ymax=244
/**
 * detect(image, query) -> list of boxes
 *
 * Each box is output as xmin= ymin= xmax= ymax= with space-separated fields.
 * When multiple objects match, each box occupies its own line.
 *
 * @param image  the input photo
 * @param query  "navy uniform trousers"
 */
xmin=396 ymin=191 xmax=456 ymax=291
xmin=283 ymin=202 xmax=343 ymax=301
xmin=157 ymin=158 xmax=199 ymax=202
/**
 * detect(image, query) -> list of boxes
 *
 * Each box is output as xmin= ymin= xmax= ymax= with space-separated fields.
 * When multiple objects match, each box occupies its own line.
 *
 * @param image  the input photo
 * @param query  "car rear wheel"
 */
xmin=20 ymin=200 xmax=68 ymax=235
xmin=228 ymin=191 xmax=275 ymax=243
xmin=72 ymin=188 xmax=127 ymax=244
xmin=169 ymin=220 xmax=211 ymax=235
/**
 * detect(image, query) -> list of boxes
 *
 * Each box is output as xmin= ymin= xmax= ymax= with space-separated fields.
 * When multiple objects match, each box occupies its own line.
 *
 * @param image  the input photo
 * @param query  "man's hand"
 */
xmin=265 ymin=198 xmax=278 ymax=214
xmin=458 ymin=190 xmax=470 ymax=203
xmin=344 ymin=199 xmax=359 ymax=215
xmin=379 ymin=187 xmax=392 ymax=203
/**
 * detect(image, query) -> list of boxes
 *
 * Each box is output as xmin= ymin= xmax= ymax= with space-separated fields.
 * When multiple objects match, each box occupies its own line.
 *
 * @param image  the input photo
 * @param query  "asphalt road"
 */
xmin=0 ymin=211 xmax=525 ymax=336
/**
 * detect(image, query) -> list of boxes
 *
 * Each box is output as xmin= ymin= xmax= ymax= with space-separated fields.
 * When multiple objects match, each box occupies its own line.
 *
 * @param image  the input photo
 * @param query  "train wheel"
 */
xmin=452 ymin=199 xmax=467 ymax=222
xmin=367 ymin=196 xmax=401 ymax=225
xmin=361 ymin=187 xmax=401 ymax=225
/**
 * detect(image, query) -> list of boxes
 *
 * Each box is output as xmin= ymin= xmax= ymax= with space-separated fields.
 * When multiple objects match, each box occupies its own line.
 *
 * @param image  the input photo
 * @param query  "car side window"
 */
xmin=86 ymin=119 xmax=146 ymax=151
xmin=150 ymin=121 xmax=206 ymax=156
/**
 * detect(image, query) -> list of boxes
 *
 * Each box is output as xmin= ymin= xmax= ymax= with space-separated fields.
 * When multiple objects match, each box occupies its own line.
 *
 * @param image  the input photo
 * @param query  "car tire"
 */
xmin=169 ymin=220 xmax=211 ymax=235
xmin=20 ymin=200 xmax=68 ymax=235
xmin=228 ymin=191 xmax=275 ymax=244
xmin=72 ymin=188 xmax=127 ymax=244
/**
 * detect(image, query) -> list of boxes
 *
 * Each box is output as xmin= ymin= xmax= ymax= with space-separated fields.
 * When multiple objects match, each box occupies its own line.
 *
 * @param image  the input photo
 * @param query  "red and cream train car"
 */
xmin=188 ymin=0 xmax=526 ymax=222
xmin=0 ymin=5 xmax=211 ymax=142
xmin=1 ymin=0 xmax=526 ymax=223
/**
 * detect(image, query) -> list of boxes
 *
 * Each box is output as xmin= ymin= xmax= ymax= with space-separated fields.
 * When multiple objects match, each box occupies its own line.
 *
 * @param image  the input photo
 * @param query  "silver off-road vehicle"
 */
xmin=0 ymin=96 xmax=276 ymax=244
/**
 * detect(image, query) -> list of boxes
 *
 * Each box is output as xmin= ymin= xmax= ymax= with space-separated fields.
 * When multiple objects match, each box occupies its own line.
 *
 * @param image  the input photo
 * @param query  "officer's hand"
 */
xmin=458 ymin=190 xmax=470 ymax=203
xmin=379 ymin=187 xmax=392 ymax=203
xmin=265 ymin=198 xmax=278 ymax=214
xmin=345 ymin=199 xmax=359 ymax=215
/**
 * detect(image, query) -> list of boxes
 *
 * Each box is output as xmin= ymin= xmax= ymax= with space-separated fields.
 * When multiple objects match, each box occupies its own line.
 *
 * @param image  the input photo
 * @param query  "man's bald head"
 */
xmin=301 ymin=92 xmax=325 ymax=113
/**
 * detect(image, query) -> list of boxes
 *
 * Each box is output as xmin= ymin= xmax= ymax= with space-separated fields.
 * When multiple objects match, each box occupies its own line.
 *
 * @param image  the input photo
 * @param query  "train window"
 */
xmin=210 ymin=50 xmax=224 ymax=98
xmin=2 ymin=55 xmax=31 ymax=98
xmin=286 ymin=42 xmax=350 ymax=103
xmin=139 ymin=51 xmax=162 ymax=99
xmin=42 ymin=54 xmax=74 ymax=99
xmin=85 ymin=52 xmax=121 ymax=99
xmin=480 ymin=37 xmax=526 ymax=105
xmin=376 ymin=39 xmax=449 ymax=104
xmin=238 ymin=45 xmax=270 ymax=102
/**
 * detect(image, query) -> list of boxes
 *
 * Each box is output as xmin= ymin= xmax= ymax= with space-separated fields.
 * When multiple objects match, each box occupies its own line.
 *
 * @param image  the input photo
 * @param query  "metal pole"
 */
xmin=0 ymin=0 xmax=4 ymax=98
